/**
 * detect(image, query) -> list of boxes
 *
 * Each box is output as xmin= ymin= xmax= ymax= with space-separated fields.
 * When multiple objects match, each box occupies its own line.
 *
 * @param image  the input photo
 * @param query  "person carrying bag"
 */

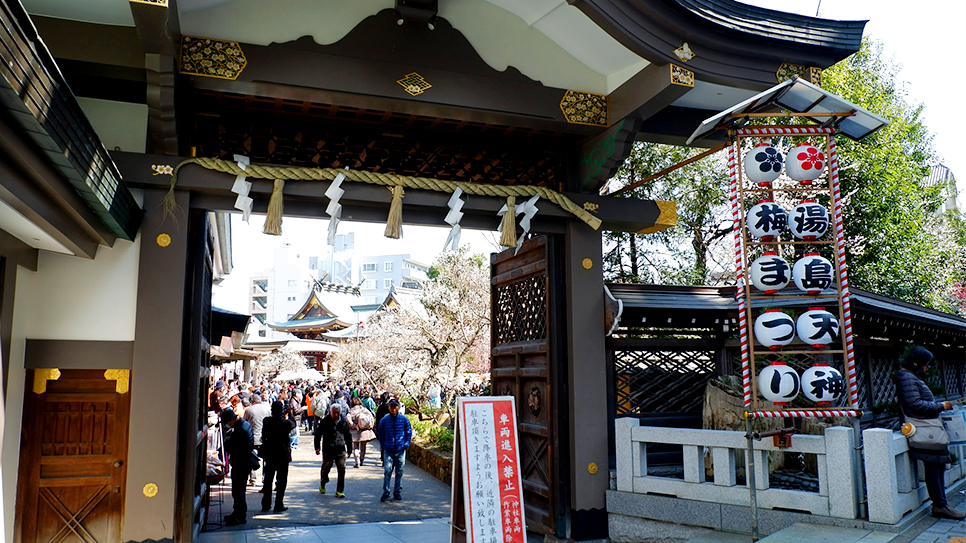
xmin=895 ymin=346 xmax=964 ymax=520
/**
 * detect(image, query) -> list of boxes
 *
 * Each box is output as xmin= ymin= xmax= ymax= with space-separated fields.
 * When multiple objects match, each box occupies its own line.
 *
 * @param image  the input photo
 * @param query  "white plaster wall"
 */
xmin=76 ymin=97 xmax=148 ymax=155
xmin=2 ymin=235 xmax=141 ymax=543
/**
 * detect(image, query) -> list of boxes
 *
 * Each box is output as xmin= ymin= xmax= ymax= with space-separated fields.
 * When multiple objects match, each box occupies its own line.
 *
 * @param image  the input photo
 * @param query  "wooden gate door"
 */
xmin=16 ymin=369 xmax=131 ymax=543
xmin=490 ymin=235 xmax=568 ymax=535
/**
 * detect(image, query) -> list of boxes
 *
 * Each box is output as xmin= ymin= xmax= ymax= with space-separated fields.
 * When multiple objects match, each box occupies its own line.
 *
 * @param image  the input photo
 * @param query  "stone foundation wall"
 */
xmin=408 ymin=443 xmax=453 ymax=484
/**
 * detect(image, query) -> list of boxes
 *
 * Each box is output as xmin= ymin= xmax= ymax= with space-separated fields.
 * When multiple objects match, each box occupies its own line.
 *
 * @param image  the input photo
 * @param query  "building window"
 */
xmin=363 ymin=279 xmax=375 ymax=290
xmin=384 ymin=261 xmax=392 ymax=272
xmin=287 ymin=296 xmax=296 ymax=301
xmin=362 ymin=262 xmax=376 ymax=272
xmin=288 ymin=280 xmax=297 ymax=287
xmin=258 ymin=330 xmax=266 ymax=337
xmin=384 ymin=278 xmax=392 ymax=289
xmin=364 ymin=296 xmax=377 ymax=304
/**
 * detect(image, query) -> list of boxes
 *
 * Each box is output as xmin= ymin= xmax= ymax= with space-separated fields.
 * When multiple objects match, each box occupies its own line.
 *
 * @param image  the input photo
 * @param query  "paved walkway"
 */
xmin=203 ymin=433 xmax=451 ymax=531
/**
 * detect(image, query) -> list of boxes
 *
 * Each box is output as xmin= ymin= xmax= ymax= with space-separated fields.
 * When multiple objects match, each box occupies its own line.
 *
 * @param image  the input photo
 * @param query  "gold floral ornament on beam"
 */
xmin=179 ymin=36 xmax=247 ymax=80
xmin=560 ymin=90 xmax=608 ymax=127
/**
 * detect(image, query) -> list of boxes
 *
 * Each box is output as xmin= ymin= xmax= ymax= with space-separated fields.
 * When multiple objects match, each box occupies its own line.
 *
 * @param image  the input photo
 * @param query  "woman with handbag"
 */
xmin=895 ymin=346 xmax=965 ymax=520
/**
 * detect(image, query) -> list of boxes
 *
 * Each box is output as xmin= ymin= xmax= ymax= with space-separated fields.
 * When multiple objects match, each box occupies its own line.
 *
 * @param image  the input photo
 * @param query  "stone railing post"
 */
xmin=824 ymin=426 xmax=857 ymax=518
xmin=615 ymin=417 xmax=639 ymax=492
xmin=864 ymin=428 xmax=900 ymax=524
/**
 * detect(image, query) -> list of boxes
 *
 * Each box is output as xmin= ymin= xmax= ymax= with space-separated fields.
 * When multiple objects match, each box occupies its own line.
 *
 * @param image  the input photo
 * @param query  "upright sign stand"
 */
xmin=451 ymin=396 xmax=527 ymax=543
xmin=728 ymin=123 xmax=864 ymax=541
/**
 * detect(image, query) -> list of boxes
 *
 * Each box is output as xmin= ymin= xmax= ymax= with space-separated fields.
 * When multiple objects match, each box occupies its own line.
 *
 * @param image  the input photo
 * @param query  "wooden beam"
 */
xmin=130 ymin=0 xmax=180 ymax=155
xmin=610 ymin=142 xmax=728 ymax=196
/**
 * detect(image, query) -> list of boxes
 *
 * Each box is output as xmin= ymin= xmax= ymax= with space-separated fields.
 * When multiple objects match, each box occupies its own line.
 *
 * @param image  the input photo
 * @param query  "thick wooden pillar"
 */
xmin=564 ymin=220 xmax=609 ymax=540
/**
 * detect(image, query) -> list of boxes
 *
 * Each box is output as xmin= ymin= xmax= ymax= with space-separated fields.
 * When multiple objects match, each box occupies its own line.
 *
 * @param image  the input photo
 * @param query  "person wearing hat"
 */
xmin=314 ymin=401 xmax=353 ymax=498
xmin=209 ymin=380 xmax=226 ymax=412
xmin=260 ymin=401 xmax=296 ymax=513
xmin=895 ymin=346 xmax=964 ymax=520
xmin=377 ymin=398 xmax=412 ymax=502
xmin=221 ymin=408 xmax=255 ymax=525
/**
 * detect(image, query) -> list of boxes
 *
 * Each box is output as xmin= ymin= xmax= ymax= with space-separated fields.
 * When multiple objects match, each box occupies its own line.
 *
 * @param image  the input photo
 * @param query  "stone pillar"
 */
xmin=244 ymin=358 xmax=252 ymax=382
xmin=564 ymin=221 xmax=608 ymax=539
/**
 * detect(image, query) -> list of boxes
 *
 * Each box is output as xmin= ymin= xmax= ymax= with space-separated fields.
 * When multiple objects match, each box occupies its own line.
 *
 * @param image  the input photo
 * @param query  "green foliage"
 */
xmin=821 ymin=38 xmax=966 ymax=311
xmin=433 ymin=428 xmax=454 ymax=451
xmin=603 ymin=143 xmax=732 ymax=285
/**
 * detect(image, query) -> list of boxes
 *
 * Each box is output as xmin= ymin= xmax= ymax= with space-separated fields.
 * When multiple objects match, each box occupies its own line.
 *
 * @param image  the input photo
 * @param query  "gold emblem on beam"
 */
xmin=809 ymin=67 xmax=823 ymax=87
xmin=180 ymin=36 xmax=247 ymax=80
xmin=396 ymin=73 xmax=432 ymax=96
xmin=670 ymin=65 xmax=694 ymax=87
xmin=33 ymin=368 xmax=61 ymax=394
xmin=560 ymin=90 xmax=608 ymax=127
xmin=637 ymin=200 xmax=677 ymax=234
xmin=130 ymin=0 xmax=168 ymax=5
xmin=673 ymin=42 xmax=695 ymax=62
xmin=777 ymin=63 xmax=807 ymax=82
xmin=104 ymin=369 xmax=131 ymax=394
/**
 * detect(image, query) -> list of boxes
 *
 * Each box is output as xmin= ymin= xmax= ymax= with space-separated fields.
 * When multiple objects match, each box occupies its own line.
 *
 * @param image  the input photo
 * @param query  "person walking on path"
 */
xmin=895 ymin=346 xmax=965 ymax=520
xmin=374 ymin=392 xmax=391 ymax=466
xmin=347 ymin=397 xmax=377 ymax=467
xmin=221 ymin=408 xmax=255 ymax=525
xmin=260 ymin=401 xmax=296 ymax=513
xmin=314 ymin=402 xmax=353 ymax=498
xmin=243 ymin=395 xmax=271 ymax=488
xmin=377 ymin=398 xmax=412 ymax=502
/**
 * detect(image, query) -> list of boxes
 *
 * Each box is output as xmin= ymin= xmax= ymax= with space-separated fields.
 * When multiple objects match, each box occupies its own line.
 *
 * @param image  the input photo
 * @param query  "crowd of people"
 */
xmin=209 ymin=377 xmax=413 ymax=526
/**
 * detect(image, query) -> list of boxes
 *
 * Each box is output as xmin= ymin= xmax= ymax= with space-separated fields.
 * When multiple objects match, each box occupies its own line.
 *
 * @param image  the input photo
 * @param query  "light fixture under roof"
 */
xmin=686 ymin=76 xmax=889 ymax=145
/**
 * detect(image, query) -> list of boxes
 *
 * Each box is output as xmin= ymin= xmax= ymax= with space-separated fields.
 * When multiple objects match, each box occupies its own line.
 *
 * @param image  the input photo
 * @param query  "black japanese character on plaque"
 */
xmin=754 ymin=203 xmax=788 ymax=232
xmin=806 ymin=312 xmax=839 ymax=342
xmin=800 ymin=259 xmax=833 ymax=290
xmin=806 ymin=369 xmax=845 ymax=399
xmin=758 ymin=257 xmax=790 ymax=286
xmin=767 ymin=367 xmax=800 ymax=400
xmin=760 ymin=316 xmax=795 ymax=342
xmin=793 ymin=205 xmax=828 ymax=235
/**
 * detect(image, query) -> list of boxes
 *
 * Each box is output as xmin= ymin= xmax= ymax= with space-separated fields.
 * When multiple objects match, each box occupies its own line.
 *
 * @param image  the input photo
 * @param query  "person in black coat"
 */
xmin=895 ymin=346 xmax=964 ymax=520
xmin=314 ymin=402 xmax=353 ymax=497
xmin=374 ymin=392 xmax=391 ymax=466
xmin=260 ymin=401 xmax=296 ymax=513
xmin=221 ymin=408 xmax=255 ymax=525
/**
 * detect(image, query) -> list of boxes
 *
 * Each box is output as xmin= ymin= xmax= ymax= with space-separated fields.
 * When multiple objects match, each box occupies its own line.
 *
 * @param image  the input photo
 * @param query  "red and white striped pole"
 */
xmin=728 ymin=144 xmax=752 ymax=408
xmin=828 ymin=139 xmax=859 ymax=409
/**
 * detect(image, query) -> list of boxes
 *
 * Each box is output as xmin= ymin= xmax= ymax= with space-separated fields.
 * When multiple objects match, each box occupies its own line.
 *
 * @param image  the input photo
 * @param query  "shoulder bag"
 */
xmin=902 ymin=407 xmax=950 ymax=450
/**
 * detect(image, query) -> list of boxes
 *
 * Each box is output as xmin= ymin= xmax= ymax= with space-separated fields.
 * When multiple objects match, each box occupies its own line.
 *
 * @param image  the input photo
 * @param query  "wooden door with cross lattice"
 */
xmin=15 ymin=369 xmax=131 ymax=543
xmin=490 ymin=236 xmax=566 ymax=533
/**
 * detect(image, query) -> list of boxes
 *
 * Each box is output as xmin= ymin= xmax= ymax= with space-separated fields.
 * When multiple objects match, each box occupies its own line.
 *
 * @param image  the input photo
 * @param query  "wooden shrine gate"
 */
xmin=490 ymin=236 xmax=570 ymax=535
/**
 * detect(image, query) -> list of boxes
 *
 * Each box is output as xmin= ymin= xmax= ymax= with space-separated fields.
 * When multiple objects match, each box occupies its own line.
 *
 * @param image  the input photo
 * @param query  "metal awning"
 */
xmin=686 ymin=76 xmax=889 ymax=145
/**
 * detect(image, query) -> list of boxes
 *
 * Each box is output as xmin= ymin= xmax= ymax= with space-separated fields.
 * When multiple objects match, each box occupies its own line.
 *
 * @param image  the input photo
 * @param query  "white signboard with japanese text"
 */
xmin=452 ymin=396 xmax=526 ymax=543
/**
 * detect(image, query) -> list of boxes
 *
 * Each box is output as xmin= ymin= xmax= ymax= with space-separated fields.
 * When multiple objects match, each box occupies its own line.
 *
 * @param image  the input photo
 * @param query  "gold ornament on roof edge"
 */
xmin=396 ymin=73 xmax=432 ymax=96
xmin=673 ymin=42 xmax=695 ymax=62
xmin=179 ymin=36 xmax=247 ymax=80
xmin=560 ymin=90 xmax=608 ymax=127
xmin=777 ymin=63 xmax=821 ymax=84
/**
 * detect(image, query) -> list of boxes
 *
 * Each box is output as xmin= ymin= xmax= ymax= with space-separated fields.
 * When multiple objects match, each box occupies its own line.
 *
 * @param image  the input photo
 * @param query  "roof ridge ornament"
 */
xmin=673 ymin=42 xmax=695 ymax=62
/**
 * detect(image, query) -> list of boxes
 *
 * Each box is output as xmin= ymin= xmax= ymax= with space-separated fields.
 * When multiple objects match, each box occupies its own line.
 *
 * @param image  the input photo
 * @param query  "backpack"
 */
xmin=311 ymin=392 xmax=328 ymax=415
xmin=356 ymin=409 xmax=374 ymax=431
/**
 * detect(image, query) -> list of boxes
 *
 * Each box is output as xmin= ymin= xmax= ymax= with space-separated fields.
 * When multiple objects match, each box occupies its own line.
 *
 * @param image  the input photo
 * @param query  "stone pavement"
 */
xmin=204 ymin=433 xmax=451 ymax=531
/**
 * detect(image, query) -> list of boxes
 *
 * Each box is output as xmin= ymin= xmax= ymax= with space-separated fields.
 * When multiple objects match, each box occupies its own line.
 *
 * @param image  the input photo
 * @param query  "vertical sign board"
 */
xmin=451 ymin=396 xmax=527 ymax=543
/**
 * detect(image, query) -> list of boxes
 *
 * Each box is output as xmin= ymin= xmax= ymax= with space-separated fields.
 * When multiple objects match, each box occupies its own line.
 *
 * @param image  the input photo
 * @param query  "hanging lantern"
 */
xmin=801 ymin=363 xmax=845 ymax=405
xmin=746 ymin=200 xmax=787 ymax=241
xmin=758 ymin=362 xmax=800 ymax=406
xmin=793 ymin=253 xmax=835 ymax=294
xmin=743 ymin=142 xmax=783 ymax=185
xmin=796 ymin=307 xmax=840 ymax=349
xmin=750 ymin=253 xmax=791 ymax=293
xmin=786 ymin=143 xmax=826 ymax=184
xmin=789 ymin=200 xmax=829 ymax=241
xmin=754 ymin=309 xmax=795 ymax=349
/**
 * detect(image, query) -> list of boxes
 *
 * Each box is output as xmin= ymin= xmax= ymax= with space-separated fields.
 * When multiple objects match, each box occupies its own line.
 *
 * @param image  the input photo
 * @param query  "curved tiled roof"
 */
xmin=670 ymin=0 xmax=865 ymax=52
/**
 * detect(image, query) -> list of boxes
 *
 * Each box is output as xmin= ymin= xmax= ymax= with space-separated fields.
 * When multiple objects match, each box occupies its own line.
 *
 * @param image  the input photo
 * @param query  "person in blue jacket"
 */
xmin=895 ymin=346 xmax=964 ymax=520
xmin=377 ymin=398 xmax=412 ymax=502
